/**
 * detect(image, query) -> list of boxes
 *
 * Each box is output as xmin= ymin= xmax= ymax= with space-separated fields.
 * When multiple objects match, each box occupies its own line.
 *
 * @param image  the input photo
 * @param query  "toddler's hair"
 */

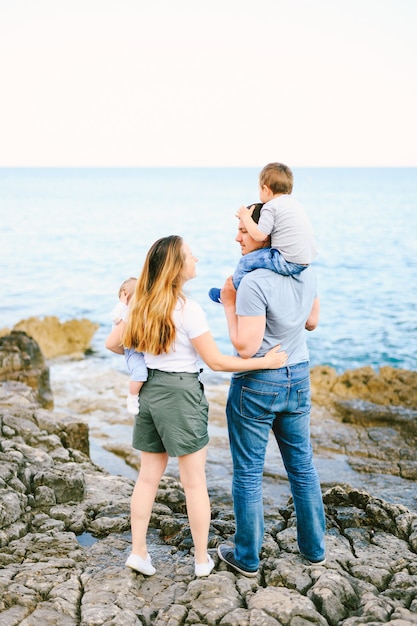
xmin=118 ymin=277 xmax=137 ymax=298
xmin=259 ymin=162 xmax=293 ymax=195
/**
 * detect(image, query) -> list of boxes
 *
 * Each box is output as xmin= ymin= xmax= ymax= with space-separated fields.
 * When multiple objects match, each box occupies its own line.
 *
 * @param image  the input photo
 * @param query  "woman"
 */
xmin=105 ymin=235 xmax=287 ymax=578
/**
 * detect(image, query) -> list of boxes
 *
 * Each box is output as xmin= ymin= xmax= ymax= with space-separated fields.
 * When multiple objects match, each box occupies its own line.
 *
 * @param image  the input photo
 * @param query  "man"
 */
xmin=217 ymin=204 xmax=326 ymax=576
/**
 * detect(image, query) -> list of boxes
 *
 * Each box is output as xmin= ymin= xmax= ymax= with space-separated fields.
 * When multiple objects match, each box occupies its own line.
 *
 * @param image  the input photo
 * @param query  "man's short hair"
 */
xmin=247 ymin=203 xmax=263 ymax=224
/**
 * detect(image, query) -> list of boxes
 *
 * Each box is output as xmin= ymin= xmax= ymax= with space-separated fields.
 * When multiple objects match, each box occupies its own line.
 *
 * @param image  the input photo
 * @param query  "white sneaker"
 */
xmin=125 ymin=553 xmax=156 ymax=576
xmin=126 ymin=394 xmax=139 ymax=415
xmin=195 ymin=554 xmax=215 ymax=577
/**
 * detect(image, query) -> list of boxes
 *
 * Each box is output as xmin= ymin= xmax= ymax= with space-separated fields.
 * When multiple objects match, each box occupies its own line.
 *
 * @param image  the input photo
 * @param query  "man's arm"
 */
xmin=305 ymin=297 xmax=320 ymax=331
xmin=221 ymin=276 xmax=266 ymax=357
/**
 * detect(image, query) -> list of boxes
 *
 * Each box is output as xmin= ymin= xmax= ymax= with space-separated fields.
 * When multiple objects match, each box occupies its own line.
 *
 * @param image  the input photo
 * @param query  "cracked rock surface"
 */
xmin=1 ymin=381 xmax=417 ymax=626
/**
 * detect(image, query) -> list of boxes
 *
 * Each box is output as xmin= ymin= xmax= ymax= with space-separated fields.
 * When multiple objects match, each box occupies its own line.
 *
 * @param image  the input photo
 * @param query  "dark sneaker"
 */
xmin=307 ymin=558 xmax=326 ymax=566
xmin=217 ymin=544 xmax=258 ymax=577
xmin=208 ymin=288 xmax=222 ymax=304
xmin=302 ymin=552 xmax=326 ymax=566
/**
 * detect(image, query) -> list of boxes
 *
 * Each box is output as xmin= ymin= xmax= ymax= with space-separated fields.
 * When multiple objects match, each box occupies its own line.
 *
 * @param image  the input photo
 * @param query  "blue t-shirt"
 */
xmin=235 ymin=266 xmax=317 ymax=367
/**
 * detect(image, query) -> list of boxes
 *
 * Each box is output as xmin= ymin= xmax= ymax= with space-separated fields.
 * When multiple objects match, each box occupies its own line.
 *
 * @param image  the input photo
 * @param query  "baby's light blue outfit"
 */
xmin=111 ymin=302 xmax=148 ymax=382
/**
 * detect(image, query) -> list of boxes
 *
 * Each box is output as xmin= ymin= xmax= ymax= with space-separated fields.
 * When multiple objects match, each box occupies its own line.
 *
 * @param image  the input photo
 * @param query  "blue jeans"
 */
xmin=232 ymin=248 xmax=307 ymax=289
xmin=226 ymin=362 xmax=326 ymax=569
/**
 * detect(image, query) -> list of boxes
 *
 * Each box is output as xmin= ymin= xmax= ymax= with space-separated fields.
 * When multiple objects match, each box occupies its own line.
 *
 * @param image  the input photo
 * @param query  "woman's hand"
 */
xmin=105 ymin=321 xmax=125 ymax=355
xmin=262 ymin=344 xmax=288 ymax=369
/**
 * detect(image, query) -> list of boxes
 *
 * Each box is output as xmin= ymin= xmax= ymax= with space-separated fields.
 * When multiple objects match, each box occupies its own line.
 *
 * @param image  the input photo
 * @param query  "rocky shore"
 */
xmin=1 ymin=328 xmax=417 ymax=625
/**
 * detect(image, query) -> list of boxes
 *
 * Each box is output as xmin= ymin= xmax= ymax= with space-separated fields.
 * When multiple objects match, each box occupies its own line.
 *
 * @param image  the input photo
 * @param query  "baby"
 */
xmin=111 ymin=277 xmax=147 ymax=414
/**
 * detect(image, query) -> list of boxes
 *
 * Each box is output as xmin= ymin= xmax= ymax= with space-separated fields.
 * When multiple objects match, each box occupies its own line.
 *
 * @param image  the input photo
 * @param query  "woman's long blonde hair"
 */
xmin=123 ymin=235 xmax=185 ymax=355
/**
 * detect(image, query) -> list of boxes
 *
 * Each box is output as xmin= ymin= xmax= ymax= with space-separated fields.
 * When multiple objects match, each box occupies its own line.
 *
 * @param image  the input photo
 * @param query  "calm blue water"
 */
xmin=1 ymin=167 xmax=416 ymax=380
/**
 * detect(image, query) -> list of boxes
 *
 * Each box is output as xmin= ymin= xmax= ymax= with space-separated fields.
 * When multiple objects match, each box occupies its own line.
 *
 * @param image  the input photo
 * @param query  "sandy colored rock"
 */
xmin=311 ymin=364 xmax=417 ymax=410
xmin=13 ymin=316 xmax=99 ymax=358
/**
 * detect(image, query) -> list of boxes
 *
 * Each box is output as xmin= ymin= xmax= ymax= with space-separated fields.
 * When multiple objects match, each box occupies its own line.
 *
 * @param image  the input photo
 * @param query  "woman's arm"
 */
xmin=191 ymin=331 xmax=287 ymax=372
xmin=105 ymin=321 xmax=125 ymax=355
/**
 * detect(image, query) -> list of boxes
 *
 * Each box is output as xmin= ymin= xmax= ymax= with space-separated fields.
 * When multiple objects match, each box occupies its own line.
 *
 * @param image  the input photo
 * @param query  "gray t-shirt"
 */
xmin=235 ymin=266 xmax=317 ymax=367
xmin=257 ymin=195 xmax=317 ymax=264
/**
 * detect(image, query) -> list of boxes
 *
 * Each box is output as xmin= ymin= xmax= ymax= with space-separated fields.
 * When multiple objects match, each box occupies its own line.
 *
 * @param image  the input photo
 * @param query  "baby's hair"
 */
xmin=118 ymin=277 xmax=137 ymax=298
xmin=259 ymin=162 xmax=293 ymax=195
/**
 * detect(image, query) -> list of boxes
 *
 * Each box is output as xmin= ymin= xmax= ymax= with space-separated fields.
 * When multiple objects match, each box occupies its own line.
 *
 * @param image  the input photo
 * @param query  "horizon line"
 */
xmin=1 ymin=164 xmax=416 ymax=169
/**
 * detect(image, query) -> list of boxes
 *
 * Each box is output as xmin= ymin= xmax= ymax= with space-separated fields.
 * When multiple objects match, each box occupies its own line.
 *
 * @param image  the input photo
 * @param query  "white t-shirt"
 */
xmin=141 ymin=297 xmax=209 ymax=373
xmin=111 ymin=301 xmax=128 ymax=325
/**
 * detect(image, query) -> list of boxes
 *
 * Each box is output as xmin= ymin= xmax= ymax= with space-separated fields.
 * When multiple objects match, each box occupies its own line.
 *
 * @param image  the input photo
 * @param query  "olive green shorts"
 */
xmin=132 ymin=369 xmax=209 ymax=457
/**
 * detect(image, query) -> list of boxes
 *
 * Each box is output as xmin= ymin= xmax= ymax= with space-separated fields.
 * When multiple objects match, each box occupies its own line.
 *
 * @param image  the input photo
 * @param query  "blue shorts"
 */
xmin=124 ymin=348 xmax=148 ymax=382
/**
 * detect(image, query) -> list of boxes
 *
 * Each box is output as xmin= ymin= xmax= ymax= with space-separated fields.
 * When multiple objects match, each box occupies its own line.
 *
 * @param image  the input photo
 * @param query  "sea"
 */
xmin=1 ymin=167 xmax=416 ymax=499
xmin=1 ymin=166 xmax=416 ymax=378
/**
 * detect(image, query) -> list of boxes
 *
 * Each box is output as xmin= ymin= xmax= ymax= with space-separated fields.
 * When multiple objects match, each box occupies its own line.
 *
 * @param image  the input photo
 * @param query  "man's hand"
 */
xmin=220 ymin=276 xmax=237 ymax=307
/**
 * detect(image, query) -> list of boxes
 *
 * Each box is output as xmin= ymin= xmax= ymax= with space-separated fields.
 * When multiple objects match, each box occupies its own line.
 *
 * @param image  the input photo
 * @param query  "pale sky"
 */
xmin=1 ymin=0 xmax=416 ymax=167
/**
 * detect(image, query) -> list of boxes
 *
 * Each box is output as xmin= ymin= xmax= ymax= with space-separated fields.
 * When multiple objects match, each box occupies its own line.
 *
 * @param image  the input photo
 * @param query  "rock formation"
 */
xmin=1 ymin=333 xmax=417 ymax=625
xmin=0 ymin=331 xmax=53 ymax=409
xmin=1 ymin=380 xmax=417 ymax=625
xmin=1 ymin=315 xmax=99 ymax=359
xmin=310 ymin=365 xmax=417 ymax=487
xmin=311 ymin=364 xmax=417 ymax=409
